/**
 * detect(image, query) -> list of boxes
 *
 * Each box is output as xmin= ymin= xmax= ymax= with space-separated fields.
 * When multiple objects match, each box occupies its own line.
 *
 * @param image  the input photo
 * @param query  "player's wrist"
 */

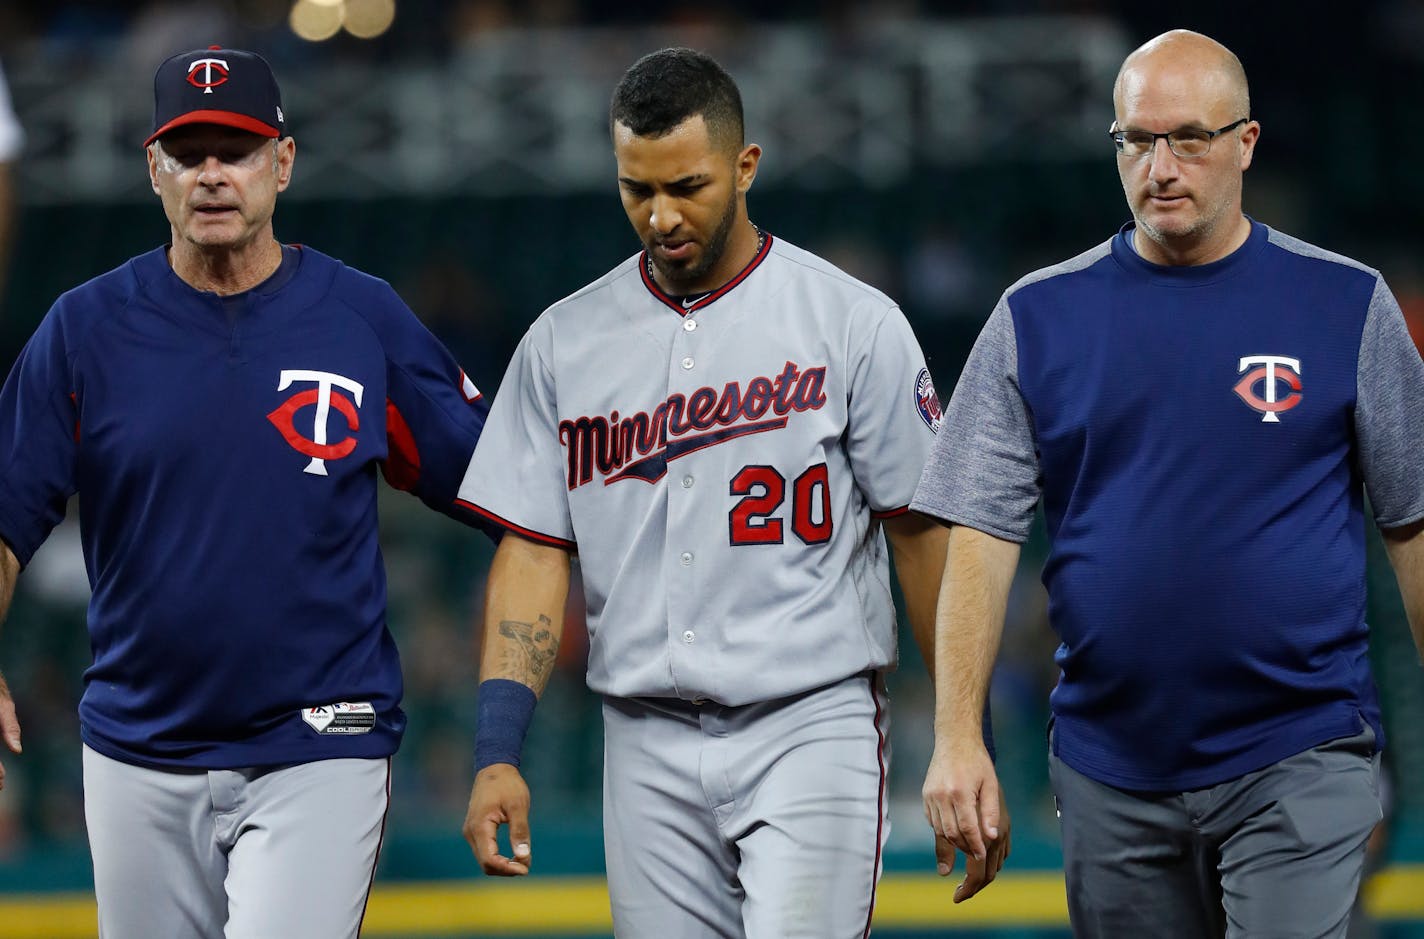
xmin=474 ymin=679 xmax=537 ymax=774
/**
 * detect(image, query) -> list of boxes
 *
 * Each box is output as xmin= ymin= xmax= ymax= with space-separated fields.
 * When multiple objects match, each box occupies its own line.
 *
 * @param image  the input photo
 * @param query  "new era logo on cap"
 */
xmin=146 ymin=46 xmax=286 ymax=147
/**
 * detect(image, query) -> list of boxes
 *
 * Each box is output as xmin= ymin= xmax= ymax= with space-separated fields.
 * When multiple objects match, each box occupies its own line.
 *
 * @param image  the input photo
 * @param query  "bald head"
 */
xmin=1114 ymin=30 xmax=1249 ymax=126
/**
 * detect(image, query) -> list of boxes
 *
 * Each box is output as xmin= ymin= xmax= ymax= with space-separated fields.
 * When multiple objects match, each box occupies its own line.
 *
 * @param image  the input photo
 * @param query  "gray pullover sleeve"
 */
xmin=1356 ymin=275 xmax=1424 ymax=529
xmin=911 ymin=296 xmax=1040 ymax=542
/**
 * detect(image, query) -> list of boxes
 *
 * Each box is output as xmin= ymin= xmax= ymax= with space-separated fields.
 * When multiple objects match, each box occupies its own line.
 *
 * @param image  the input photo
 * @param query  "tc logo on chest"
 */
xmin=1233 ymin=355 xmax=1302 ymax=423
xmin=267 ymin=369 xmax=365 ymax=475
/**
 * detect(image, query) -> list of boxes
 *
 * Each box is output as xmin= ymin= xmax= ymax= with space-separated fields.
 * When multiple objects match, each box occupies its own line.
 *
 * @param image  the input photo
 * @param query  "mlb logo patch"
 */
xmin=915 ymin=368 xmax=942 ymax=432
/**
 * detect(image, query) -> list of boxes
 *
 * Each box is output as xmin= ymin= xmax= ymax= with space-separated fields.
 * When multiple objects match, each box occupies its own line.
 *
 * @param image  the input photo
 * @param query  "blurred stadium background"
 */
xmin=0 ymin=0 xmax=1422 ymax=936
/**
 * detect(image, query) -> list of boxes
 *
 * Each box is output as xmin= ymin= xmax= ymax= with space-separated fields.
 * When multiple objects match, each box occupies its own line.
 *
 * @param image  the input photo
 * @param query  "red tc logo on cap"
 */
xmin=186 ymin=57 xmax=230 ymax=94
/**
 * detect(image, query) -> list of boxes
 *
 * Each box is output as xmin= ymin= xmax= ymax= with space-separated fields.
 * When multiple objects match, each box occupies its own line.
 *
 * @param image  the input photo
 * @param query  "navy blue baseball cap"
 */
xmin=145 ymin=46 xmax=286 ymax=147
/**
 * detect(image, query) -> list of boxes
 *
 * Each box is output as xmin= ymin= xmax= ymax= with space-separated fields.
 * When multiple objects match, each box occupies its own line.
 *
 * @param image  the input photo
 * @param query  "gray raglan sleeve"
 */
xmin=910 ymin=295 xmax=1040 ymax=542
xmin=1355 ymin=275 xmax=1424 ymax=530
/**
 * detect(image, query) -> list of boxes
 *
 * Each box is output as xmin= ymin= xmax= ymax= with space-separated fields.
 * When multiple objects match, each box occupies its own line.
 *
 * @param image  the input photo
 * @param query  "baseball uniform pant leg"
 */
xmin=730 ymin=673 xmax=889 ymax=939
xmin=83 ymin=744 xmax=227 ymax=939
xmin=1209 ymin=726 xmax=1381 ymax=939
xmin=1052 ymin=724 xmax=1382 ymax=939
xmin=223 ymin=756 xmax=391 ymax=939
xmin=1049 ymin=748 xmax=1225 ymax=939
xmin=604 ymin=676 xmax=888 ymax=939
xmin=603 ymin=696 xmax=743 ymax=939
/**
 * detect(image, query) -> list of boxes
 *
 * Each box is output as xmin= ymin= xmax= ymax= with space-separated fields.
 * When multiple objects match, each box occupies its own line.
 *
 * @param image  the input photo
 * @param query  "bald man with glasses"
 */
xmin=913 ymin=29 xmax=1424 ymax=938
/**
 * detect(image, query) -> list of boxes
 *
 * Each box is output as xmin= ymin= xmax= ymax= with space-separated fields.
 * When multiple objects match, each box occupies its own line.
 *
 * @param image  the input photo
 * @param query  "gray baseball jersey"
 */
xmin=462 ymin=234 xmax=938 ymax=937
xmin=458 ymin=234 xmax=941 ymax=706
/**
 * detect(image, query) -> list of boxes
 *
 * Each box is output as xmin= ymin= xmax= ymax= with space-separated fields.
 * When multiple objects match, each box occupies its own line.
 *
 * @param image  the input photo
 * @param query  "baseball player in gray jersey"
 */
xmin=457 ymin=48 xmax=1008 ymax=936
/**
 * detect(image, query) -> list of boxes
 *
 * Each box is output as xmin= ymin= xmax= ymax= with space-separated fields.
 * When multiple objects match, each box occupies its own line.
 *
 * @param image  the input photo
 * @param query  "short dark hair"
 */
xmin=609 ymin=48 xmax=744 ymax=152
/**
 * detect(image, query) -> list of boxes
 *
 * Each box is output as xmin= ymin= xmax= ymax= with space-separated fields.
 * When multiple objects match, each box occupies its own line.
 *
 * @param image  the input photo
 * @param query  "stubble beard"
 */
xmin=1133 ymin=180 xmax=1239 ymax=258
xmin=649 ymin=190 xmax=739 ymax=289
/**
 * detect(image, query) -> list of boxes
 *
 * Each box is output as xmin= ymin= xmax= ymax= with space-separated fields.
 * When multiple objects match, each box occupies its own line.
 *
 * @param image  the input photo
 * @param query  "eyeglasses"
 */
xmin=1109 ymin=118 xmax=1249 ymax=159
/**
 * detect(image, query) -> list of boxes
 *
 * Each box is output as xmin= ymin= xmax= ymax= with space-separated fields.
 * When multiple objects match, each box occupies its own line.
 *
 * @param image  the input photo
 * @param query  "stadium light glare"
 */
xmin=344 ymin=0 xmax=396 ymax=39
xmin=290 ymin=0 xmax=344 ymax=41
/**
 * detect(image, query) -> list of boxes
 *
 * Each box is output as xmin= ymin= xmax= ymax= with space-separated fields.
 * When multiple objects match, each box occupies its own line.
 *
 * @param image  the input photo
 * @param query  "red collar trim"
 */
xmin=639 ymin=233 xmax=774 ymax=317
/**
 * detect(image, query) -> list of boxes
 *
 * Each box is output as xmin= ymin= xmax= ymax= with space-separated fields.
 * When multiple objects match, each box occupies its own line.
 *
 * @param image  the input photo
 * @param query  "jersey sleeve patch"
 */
xmin=915 ymin=367 xmax=942 ymax=433
xmin=460 ymin=369 xmax=482 ymax=404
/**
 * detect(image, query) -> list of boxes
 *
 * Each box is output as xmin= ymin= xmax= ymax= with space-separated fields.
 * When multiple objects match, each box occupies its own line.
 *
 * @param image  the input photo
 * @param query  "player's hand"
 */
xmin=954 ymin=788 xmax=1010 ymax=902
xmin=464 ymin=763 xmax=532 ymax=876
xmin=0 ymin=670 xmax=21 ymax=792
xmin=922 ymin=738 xmax=1007 ymax=901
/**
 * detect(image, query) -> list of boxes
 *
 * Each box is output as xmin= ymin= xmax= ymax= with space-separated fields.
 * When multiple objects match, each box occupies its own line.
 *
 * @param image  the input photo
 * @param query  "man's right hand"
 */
xmin=0 ymin=669 xmax=21 ymax=792
xmin=464 ymin=763 xmax=532 ymax=876
xmin=923 ymin=739 xmax=1007 ymax=901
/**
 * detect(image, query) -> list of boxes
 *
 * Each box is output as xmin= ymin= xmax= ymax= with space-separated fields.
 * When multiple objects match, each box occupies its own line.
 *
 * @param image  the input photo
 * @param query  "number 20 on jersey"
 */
xmin=728 ymin=462 xmax=832 ymax=546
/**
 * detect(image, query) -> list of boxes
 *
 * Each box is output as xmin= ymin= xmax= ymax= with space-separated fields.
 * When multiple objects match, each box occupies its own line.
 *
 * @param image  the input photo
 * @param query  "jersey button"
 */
xmin=681 ymin=475 xmax=694 ymax=488
xmin=683 ymin=319 xmax=697 ymax=331
xmin=680 ymin=552 xmax=693 ymax=565
xmin=682 ymin=629 xmax=696 ymax=643
xmin=681 ymin=356 xmax=694 ymax=370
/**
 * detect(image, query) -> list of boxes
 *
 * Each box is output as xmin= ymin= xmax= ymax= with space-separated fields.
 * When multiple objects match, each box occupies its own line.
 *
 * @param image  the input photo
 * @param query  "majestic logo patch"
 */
xmin=1233 ymin=355 xmax=1302 ymax=423
xmin=915 ymin=367 xmax=942 ymax=432
xmin=267 ymin=369 xmax=365 ymax=475
xmin=186 ymin=57 xmax=230 ymax=94
xmin=558 ymin=360 xmax=829 ymax=489
xmin=301 ymin=702 xmax=376 ymax=735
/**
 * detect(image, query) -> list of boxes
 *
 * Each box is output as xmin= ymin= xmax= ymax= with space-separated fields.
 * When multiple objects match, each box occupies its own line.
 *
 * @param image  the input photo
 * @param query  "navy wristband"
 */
xmin=475 ymin=678 xmax=538 ymax=774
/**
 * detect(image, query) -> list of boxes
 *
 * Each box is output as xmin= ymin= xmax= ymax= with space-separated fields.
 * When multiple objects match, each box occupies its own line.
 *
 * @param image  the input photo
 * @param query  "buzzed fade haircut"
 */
xmin=610 ymin=48 xmax=745 ymax=152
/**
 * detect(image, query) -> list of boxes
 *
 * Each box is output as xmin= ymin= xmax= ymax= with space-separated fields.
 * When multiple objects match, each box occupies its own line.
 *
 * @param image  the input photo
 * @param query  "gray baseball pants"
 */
xmin=1049 ymin=724 xmax=1381 ymax=939
xmin=83 ymin=745 xmax=390 ymax=939
xmin=602 ymin=673 xmax=890 ymax=938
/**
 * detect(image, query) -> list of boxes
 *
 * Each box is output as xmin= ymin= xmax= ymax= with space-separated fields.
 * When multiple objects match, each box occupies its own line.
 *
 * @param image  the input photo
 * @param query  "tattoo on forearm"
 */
xmin=497 ymin=615 xmax=559 ymax=688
